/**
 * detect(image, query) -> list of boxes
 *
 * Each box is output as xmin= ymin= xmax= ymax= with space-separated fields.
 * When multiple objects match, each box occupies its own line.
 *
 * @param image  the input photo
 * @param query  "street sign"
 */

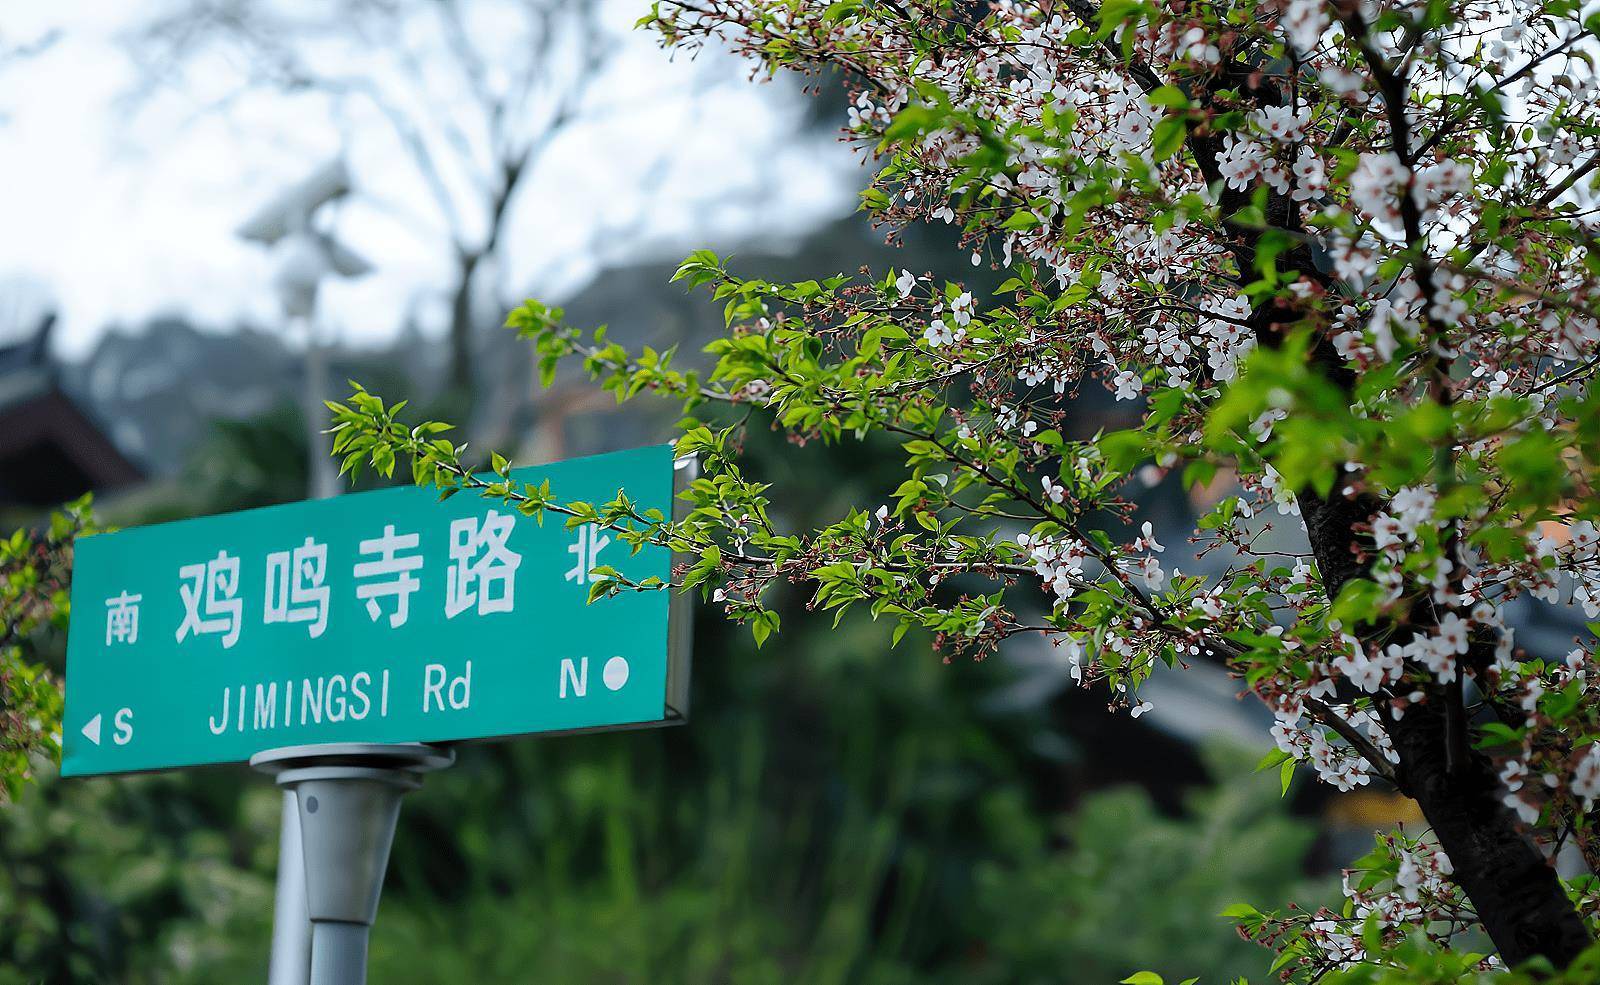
xmin=62 ymin=444 xmax=692 ymax=777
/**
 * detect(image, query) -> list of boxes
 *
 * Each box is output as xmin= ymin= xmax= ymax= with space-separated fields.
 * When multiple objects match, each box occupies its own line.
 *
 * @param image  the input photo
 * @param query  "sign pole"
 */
xmin=59 ymin=446 xmax=693 ymax=975
xmin=266 ymin=788 xmax=312 ymax=985
xmin=252 ymin=743 xmax=454 ymax=985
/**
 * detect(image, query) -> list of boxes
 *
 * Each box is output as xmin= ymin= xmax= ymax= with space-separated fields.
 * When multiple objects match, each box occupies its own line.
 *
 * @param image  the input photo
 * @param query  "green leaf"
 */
xmin=1095 ymin=0 xmax=1150 ymax=38
xmin=1120 ymin=973 xmax=1164 ymax=985
xmin=1098 ymin=429 xmax=1148 ymax=472
xmin=1002 ymin=210 xmax=1042 ymax=231
xmin=1331 ymin=579 xmax=1386 ymax=625
xmin=1254 ymin=747 xmax=1292 ymax=773
xmin=1151 ymin=115 xmax=1186 ymax=161
xmin=883 ymin=104 xmax=945 ymax=143
xmin=1147 ymin=85 xmax=1190 ymax=108
xmin=750 ymin=610 xmax=780 ymax=648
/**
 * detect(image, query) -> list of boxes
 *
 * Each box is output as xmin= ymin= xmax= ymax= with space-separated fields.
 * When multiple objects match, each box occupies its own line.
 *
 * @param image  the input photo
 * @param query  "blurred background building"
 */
xmin=0 ymin=310 xmax=140 ymax=520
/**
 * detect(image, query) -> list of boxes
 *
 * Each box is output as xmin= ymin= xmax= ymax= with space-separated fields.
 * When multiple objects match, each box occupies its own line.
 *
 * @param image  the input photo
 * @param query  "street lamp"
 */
xmin=237 ymin=159 xmax=372 ymax=500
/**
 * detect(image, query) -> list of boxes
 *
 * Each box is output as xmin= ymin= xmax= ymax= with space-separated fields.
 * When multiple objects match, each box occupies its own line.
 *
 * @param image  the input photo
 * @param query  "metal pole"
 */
xmin=310 ymin=921 xmax=369 ymax=983
xmin=297 ymin=312 xmax=339 ymax=501
xmin=253 ymin=744 xmax=453 ymax=985
xmin=267 ymin=789 xmax=312 ymax=985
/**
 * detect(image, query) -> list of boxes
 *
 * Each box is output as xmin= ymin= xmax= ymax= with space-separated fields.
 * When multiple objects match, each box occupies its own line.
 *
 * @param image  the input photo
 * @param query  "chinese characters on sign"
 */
xmin=105 ymin=591 xmax=141 ymax=645
xmin=355 ymin=525 xmax=425 ymax=628
xmin=108 ymin=515 xmax=624 ymax=656
xmin=265 ymin=537 xmax=330 ymax=638
xmin=175 ymin=550 xmax=242 ymax=647
xmin=565 ymin=524 xmax=609 ymax=587
xmin=446 ymin=510 xmax=521 ymax=617
xmin=120 ymin=515 xmax=536 ymax=649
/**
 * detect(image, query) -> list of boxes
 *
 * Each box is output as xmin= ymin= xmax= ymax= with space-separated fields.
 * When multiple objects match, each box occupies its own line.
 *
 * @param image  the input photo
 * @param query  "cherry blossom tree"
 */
xmin=334 ymin=0 xmax=1600 ymax=976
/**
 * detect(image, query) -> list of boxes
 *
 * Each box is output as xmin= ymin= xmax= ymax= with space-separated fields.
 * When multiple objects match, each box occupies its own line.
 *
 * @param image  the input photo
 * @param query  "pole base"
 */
xmin=311 ymin=920 xmax=371 ymax=984
xmin=253 ymin=743 xmax=454 ymax=985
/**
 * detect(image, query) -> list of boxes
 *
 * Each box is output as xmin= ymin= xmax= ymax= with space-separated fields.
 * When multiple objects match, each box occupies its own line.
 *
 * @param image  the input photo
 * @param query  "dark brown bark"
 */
xmin=1246 ymin=281 xmax=1595 ymax=969
xmin=1294 ymin=475 xmax=1592 ymax=969
xmin=1385 ymin=686 xmax=1592 ymax=968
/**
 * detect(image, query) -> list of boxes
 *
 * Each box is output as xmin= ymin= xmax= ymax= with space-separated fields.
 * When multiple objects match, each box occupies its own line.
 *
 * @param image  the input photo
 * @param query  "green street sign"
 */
xmin=62 ymin=444 xmax=691 ymax=777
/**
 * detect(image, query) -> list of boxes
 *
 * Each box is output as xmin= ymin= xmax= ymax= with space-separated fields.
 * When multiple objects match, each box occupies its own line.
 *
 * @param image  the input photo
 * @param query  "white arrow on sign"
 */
xmin=81 ymin=713 xmax=102 ymax=746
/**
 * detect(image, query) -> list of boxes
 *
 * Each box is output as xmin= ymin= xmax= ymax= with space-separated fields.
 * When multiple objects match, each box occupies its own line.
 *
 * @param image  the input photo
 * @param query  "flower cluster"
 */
xmin=1270 ymin=695 xmax=1399 ymax=791
xmin=1239 ymin=833 xmax=1476 ymax=978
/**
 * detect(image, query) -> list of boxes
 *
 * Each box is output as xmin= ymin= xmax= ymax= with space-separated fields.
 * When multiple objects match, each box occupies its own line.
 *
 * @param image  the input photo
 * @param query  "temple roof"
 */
xmin=0 ymin=314 xmax=141 ymax=508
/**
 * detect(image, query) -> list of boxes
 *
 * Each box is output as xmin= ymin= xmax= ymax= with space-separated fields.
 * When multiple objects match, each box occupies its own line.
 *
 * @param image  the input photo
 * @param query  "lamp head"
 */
xmin=236 ymin=158 xmax=353 ymax=245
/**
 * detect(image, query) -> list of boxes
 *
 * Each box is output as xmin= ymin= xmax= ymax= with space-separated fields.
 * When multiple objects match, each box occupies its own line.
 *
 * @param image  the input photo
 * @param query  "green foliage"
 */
xmin=360 ymin=744 xmax=1331 ymax=985
xmin=0 ymin=767 xmax=276 ymax=984
xmin=0 ymin=496 xmax=92 ymax=801
xmin=1316 ymin=938 xmax=1600 ymax=985
xmin=970 ymin=746 xmax=1332 ymax=985
xmin=360 ymin=735 xmax=1324 ymax=978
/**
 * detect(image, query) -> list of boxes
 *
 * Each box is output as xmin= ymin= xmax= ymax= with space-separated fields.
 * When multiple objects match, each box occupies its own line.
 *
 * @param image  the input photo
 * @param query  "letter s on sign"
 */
xmin=113 ymin=708 xmax=134 ymax=746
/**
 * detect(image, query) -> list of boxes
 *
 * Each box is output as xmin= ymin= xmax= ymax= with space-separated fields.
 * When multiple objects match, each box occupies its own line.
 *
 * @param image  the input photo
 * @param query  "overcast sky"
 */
xmin=0 ymin=2 xmax=856 ymax=358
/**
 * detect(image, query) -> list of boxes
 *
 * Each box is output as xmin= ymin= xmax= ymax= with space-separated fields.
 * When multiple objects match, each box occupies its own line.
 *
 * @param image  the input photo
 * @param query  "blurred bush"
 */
xmin=0 ymin=768 xmax=276 ymax=984
xmin=352 ymin=744 xmax=1329 ymax=985
xmin=969 ymin=746 xmax=1329 ymax=985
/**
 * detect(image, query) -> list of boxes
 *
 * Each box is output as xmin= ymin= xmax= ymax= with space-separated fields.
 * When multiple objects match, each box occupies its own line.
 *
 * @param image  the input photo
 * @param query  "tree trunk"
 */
xmin=448 ymin=165 xmax=521 ymax=399
xmin=1295 ymin=459 xmax=1592 ymax=970
xmin=448 ymin=250 xmax=481 ymax=395
xmin=1100 ymin=0 xmax=1596 ymax=953
xmin=1219 ymin=155 xmax=1598 ymax=963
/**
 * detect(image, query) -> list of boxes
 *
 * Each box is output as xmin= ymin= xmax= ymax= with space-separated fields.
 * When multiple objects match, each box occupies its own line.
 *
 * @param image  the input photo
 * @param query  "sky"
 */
xmin=0 ymin=2 xmax=858 ymax=358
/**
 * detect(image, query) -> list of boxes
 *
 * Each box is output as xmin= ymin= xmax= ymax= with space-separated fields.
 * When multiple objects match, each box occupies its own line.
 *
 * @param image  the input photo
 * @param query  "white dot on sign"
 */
xmin=603 ymin=656 xmax=629 ymax=691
